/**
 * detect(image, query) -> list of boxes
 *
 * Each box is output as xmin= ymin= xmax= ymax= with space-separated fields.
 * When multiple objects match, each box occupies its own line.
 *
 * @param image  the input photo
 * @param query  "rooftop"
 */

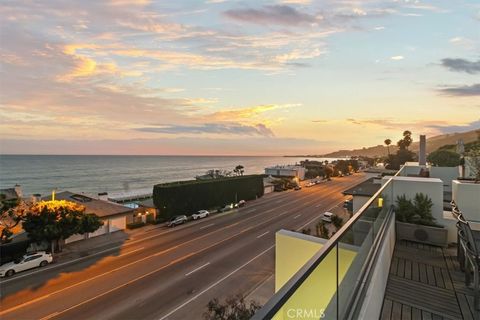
xmin=0 ymin=188 xmax=20 ymax=201
xmin=342 ymin=177 xmax=381 ymax=197
xmin=42 ymin=191 xmax=133 ymax=218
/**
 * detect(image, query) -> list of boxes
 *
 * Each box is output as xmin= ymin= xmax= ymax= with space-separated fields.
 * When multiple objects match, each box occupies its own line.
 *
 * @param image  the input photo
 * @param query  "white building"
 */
xmin=265 ymin=165 xmax=306 ymax=180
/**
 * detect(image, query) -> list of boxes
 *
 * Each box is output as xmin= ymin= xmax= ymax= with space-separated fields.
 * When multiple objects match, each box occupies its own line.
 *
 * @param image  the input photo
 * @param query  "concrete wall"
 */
xmin=357 ymin=212 xmax=396 ymax=320
xmin=430 ymin=167 xmax=459 ymax=192
xmin=382 ymin=176 xmax=443 ymax=222
xmin=452 ymin=180 xmax=480 ymax=222
xmin=399 ymin=162 xmax=426 ymax=177
xmin=381 ymin=176 xmax=458 ymax=242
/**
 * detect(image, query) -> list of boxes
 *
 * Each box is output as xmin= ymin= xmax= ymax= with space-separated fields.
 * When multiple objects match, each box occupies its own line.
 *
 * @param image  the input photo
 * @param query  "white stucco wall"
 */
xmin=430 ymin=167 xmax=460 ymax=192
xmin=452 ymin=180 xmax=480 ymax=222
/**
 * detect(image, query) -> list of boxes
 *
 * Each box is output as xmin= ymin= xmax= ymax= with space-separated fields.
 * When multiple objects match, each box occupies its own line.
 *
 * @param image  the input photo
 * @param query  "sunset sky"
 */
xmin=0 ymin=0 xmax=479 ymax=155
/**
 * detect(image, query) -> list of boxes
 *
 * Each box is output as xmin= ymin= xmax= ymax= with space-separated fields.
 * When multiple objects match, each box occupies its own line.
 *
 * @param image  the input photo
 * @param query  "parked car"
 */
xmin=167 ymin=215 xmax=188 ymax=227
xmin=0 ymin=251 xmax=53 ymax=277
xmin=192 ymin=210 xmax=209 ymax=220
xmin=305 ymin=182 xmax=315 ymax=187
xmin=237 ymin=200 xmax=246 ymax=207
xmin=321 ymin=211 xmax=334 ymax=223
xmin=294 ymin=185 xmax=302 ymax=191
xmin=220 ymin=203 xmax=234 ymax=212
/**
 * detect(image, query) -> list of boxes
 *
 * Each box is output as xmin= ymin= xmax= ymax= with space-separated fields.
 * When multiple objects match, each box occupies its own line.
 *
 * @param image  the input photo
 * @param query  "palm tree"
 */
xmin=403 ymin=130 xmax=412 ymax=150
xmin=234 ymin=165 xmax=244 ymax=176
xmin=384 ymin=139 xmax=392 ymax=156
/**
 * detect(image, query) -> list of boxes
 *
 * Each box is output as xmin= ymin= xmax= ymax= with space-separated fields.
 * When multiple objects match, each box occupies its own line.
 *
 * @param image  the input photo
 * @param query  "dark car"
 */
xmin=167 ymin=215 xmax=188 ymax=227
xmin=294 ymin=185 xmax=302 ymax=191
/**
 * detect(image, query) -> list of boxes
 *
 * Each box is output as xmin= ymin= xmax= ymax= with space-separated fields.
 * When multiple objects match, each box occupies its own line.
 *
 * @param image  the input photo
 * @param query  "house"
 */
xmin=263 ymin=177 xmax=276 ymax=194
xmin=42 ymin=191 xmax=134 ymax=244
xmin=265 ymin=165 xmax=306 ymax=180
xmin=0 ymin=184 xmax=23 ymax=201
xmin=342 ymin=177 xmax=382 ymax=213
xmin=134 ymin=198 xmax=158 ymax=223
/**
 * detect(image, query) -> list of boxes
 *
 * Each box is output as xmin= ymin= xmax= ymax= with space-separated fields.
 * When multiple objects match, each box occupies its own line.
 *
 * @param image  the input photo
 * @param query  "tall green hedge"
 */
xmin=153 ymin=175 xmax=264 ymax=218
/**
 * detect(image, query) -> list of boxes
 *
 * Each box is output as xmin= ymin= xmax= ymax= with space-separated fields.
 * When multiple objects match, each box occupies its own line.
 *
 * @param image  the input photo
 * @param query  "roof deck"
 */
xmin=380 ymin=240 xmax=478 ymax=320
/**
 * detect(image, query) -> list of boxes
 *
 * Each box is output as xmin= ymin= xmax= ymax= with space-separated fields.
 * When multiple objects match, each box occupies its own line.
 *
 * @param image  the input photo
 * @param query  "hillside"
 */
xmin=321 ymin=129 xmax=479 ymax=158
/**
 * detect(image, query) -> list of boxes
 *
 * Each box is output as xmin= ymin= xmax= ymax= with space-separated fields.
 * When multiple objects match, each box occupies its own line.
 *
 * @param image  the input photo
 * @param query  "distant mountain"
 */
xmin=321 ymin=129 xmax=479 ymax=158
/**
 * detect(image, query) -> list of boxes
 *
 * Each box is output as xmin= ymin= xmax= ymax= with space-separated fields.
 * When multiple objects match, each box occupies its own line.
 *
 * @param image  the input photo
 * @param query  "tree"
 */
xmin=203 ymin=295 xmax=261 ymax=320
xmin=234 ymin=165 xmax=245 ymax=176
xmin=0 ymin=197 xmax=28 ymax=243
xmin=22 ymin=200 xmax=102 ymax=252
xmin=466 ymin=148 xmax=480 ymax=182
xmin=385 ymin=149 xmax=415 ymax=170
xmin=397 ymin=130 xmax=413 ymax=150
xmin=324 ymin=165 xmax=334 ymax=180
xmin=331 ymin=214 xmax=343 ymax=229
xmin=427 ymin=150 xmax=461 ymax=167
xmin=384 ymin=139 xmax=392 ymax=156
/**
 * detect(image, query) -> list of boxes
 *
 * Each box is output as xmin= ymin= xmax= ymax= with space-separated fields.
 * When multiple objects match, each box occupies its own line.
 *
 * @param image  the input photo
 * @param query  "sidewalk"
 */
xmin=54 ymin=224 xmax=161 ymax=263
xmin=246 ymin=274 xmax=275 ymax=306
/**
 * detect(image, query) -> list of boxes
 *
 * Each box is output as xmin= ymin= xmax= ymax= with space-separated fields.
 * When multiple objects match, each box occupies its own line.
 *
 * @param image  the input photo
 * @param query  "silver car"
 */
xmin=167 ymin=215 xmax=188 ymax=227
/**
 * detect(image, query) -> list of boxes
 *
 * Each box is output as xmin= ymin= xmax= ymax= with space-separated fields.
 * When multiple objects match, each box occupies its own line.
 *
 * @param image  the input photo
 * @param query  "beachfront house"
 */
xmin=265 ymin=165 xmax=306 ymax=181
xmin=42 ymin=191 xmax=134 ymax=244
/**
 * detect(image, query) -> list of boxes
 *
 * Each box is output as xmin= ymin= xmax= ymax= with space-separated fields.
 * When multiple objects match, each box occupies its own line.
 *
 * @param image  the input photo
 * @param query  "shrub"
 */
xmin=153 ymin=175 xmax=264 ymax=218
xmin=331 ymin=214 xmax=343 ymax=229
xmin=126 ymin=221 xmax=145 ymax=229
xmin=315 ymin=221 xmax=329 ymax=239
xmin=203 ymin=295 xmax=261 ymax=320
xmin=395 ymin=193 xmax=439 ymax=227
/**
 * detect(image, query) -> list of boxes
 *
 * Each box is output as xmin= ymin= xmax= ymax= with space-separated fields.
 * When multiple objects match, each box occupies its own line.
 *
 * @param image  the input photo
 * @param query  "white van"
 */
xmin=322 ymin=212 xmax=334 ymax=223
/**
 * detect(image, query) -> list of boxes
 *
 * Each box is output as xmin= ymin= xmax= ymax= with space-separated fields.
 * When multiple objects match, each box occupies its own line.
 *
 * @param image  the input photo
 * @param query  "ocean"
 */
xmin=0 ymin=155 xmax=337 ymax=197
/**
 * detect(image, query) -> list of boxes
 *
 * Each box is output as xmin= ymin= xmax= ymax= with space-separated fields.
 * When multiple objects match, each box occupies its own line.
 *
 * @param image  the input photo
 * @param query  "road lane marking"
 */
xmin=0 ymin=245 xmax=133 ymax=284
xmin=158 ymin=245 xmax=275 ymax=320
xmin=256 ymin=231 xmax=269 ymax=239
xmin=6 ymin=180 xmax=358 ymax=284
xmin=0 ymin=175 xmax=367 ymax=315
xmin=39 ymin=311 xmax=58 ymax=320
xmin=199 ymin=223 xmax=214 ymax=230
xmin=117 ymin=247 xmax=145 ymax=258
xmin=296 ymin=199 xmax=345 ymax=231
xmin=293 ymin=214 xmax=302 ymax=219
xmin=185 ymin=263 xmax=210 ymax=277
xmin=275 ymin=199 xmax=283 ymax=204
xmin=315 ymin=203 xmax=323 ymax=208
xmin=12 ymin=208 xmax=291 ymax=318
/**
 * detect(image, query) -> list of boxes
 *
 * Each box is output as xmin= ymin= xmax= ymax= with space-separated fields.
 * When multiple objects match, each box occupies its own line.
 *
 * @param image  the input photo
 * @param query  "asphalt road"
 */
xmin=0 ymin=173 xmax=367 ymax=320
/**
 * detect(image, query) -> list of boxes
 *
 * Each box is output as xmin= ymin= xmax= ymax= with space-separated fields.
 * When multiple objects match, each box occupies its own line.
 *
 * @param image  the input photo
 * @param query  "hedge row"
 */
xmin=153 ymin=175 xmax=264 ymax=218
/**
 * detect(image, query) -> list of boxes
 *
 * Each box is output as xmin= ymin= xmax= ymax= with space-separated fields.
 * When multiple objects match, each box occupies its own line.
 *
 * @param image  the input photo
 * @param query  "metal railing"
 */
xmin=252 ymin=172 xmax=399 ymax=320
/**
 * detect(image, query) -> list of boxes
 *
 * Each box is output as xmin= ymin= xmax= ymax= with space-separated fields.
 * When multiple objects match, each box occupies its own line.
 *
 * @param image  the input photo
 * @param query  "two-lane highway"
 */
xmin=0 ymin=173 xmax=367 ymax=320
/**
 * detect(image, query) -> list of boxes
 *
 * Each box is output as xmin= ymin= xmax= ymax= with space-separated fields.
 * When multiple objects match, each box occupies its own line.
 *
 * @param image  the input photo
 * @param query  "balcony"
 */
xmin=381 ymin=240 xmax=476 ymax=319
xmin=253 ymin=165 xmax=479 ymax=320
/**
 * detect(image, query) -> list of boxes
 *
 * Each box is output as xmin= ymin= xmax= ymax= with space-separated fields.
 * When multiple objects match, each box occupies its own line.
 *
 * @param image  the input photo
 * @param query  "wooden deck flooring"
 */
xmin=380 ymin=241 xmax=479 ymax=320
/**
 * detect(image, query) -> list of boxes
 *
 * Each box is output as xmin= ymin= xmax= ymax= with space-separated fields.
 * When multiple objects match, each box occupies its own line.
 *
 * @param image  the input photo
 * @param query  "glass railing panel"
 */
xmin=271 ymin=246 xmax=338 ymax=320
xmin=337 ymin=201 xmax=375 ymax=318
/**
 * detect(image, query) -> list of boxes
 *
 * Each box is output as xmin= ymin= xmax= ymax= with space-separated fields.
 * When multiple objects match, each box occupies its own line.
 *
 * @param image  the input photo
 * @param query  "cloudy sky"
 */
xmin=0 ymin=0 xmax=479 ymax=155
